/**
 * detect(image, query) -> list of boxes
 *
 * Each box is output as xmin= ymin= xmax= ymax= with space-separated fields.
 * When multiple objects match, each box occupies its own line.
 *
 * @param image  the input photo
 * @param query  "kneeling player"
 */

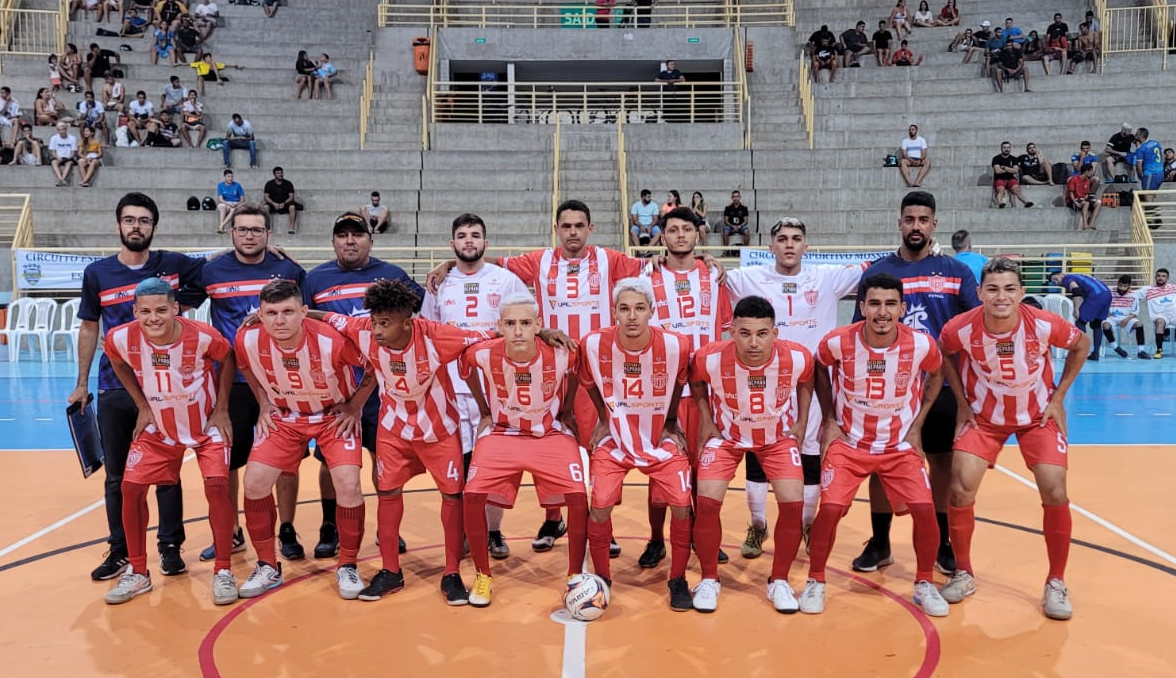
xmin=939 ymin=258 xmax=1088 ymax=620
xmin=102 ymin=279 xmax=238 ymax=606
xmin=801 ymin=274 xmax=949 ymax=617
xmin=690 ymin=295 xmax=814 ymax=613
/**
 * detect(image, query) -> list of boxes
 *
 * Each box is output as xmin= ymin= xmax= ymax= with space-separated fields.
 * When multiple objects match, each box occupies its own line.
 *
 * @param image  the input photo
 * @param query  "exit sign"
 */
xmin=474 ymin=37 xmax=486 ymax=43
xmin=687 ymin=37 xmax=700 ymax=43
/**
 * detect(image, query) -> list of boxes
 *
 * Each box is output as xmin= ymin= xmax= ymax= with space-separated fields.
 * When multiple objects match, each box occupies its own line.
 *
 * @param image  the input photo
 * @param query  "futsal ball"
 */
xmin=564 ymin=573 xmax=610 ymax=621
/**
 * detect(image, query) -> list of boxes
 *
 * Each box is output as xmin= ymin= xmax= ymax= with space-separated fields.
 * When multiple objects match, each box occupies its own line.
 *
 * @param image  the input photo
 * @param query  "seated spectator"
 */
xmin=1018 ymin=142 xmax=1053 ymax=185
xmin=83 ymin=43 xmax=121 ymax=92
xmin=222 ymin=113 xmax=258 ymax=169
xmin=1067 ymin=24 xmax=1098 ymax=74
xmin=899 ymin=124 xmax=931 ymax=187
xmin=890 ymin=0 xmax=912 ymax=39
xmin=192 ymin=0 xmax=219 ymax=39
xmin=913 ymin=1 xmax=935 ymax=27
xmin=661 ymin=190 xmax=682 ymax=220
xmin=180 ymin=89 xmax=206 ymax=147
xmin=102 ymin=74 xmax=125 ymax=113
xmin=264 ymin=166 xmax=301 ymax=234
xmin=1022 ymin=31 xmax=1043 ymax=62
xmin=1043 ymin=31 xmax=1068 ymax=75
xmin=1046 ymin=13 xmax=1069 ymax=41
xmin=313 ymin=53 xmax=337 ymax=100
xmin=1071 ymin=141 xmax=1100 ymax=191
xmin=956 ymin=28 xmax=982 ymax=64
xmin=48 ymin=122 xmax=78 ymax=187
xmin=0 ymin=87 xmax=20 ymax=147
xmin=937 ymin=0 xmax=959 ymax=26
xmin=216 ymin=169 xmax=245 ymax=234
xmin=262 ymin=0 xmax=279 ymax=19
xmin=156 ymin=0 xmax=186 ymax=30
xmin=721 ymin=190 xmax=750 ymax=248
xmin=812 ymin=37 xmax=839 ymax=81
xmin=60 ymin=43 xmax=83 ymax=91
xmin=151 ymin=19 xmax=178 ymax=66
xmin=143 ymin=112 xmax=181 ymax=148
xmin=295 ymin=50 xmax=317 ymax=99
xmin=891 ymin=40 xmax=924 ymax=66
xmin=35 ymin=88 xmax=74 ymax=127
xmin=362 ymin=191 xmax=391 ymax=234
xmin=983 ymin=27 xmax=1005 ymax=77
xmin=69 ymin=0 xmax=113 ymax=23
xmin=873 ymin=20 xmax=893 ymax=66
xmin=75 ymin=90 xmax=109 ymax=145
xmin=191 ymin=51 xmax=235 ymax=95
xmin=77 ymin=124 xmax=103 ymax=187
xmin=1066 ymin=163 xmax=1101 ymax=230
xmin=630 ymin=189 xmax=662 ymax=247
xmin=160 ymin=75 xmax=186 ymax=114
xmin=1164 ymin=148 xmax=1176 ymax=183
xmin=992 ymin=141 xmax=1033 ymax=208
xmin=689 ymin=191 xmax=709 ymax=245
xmin=1001 ymin=17 xmax=1024 ymax=44
xmin=1104 ymin=123 xmax=1137 ymax=183
xmin=950 ymin=20 xmax=989 ymax=53
xmin=993 ymin=40 xmax=1030 ymax=93
xmin=174 ymin=15 xmax=204 ymax=62
xmin=120 ymin=8 xmax=150 ymax=37
xmin=840 ymin=22 xmax=872 ymax=68
xmin=126 ymin=90 xmax=155 ymax=145
xmin=10 ymin=124 xmax=43 ymax=166
xmin=806 ymin=25 xmax=837 ymax=56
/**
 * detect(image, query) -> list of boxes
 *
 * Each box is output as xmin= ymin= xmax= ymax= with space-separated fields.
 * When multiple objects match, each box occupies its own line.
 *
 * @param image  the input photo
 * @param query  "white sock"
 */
xmin=486 ymin=504 xmax=504 ymax=532
xmin=746 ymin=481 xmax=769 ymax=527
xmin=803 ymin=483 xmax=820 ymax=527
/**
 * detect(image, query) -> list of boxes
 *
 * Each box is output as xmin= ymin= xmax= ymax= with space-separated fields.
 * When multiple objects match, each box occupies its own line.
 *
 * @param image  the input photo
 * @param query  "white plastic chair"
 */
xmin=51 ymin=298 xmax=82 ymax=362
xmin=11 ymin=298 xmax=56 ymax=362
xmin=0 ymin=298 xmax=34 ymax=361
xmin=1040 ymin=294 xmax=1076 ymax=359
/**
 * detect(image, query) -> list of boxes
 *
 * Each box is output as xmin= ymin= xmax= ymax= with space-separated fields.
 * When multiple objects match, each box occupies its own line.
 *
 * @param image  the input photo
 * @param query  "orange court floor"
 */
xmin=1 ymin=445 xmax=1174 ymax=678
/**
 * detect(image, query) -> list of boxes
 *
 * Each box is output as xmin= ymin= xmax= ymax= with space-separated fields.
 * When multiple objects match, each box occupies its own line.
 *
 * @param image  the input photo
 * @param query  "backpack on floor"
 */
xmin=201 ymin=197 xmax=216 ymax=211
xmin=1051 ymin=162 xmax=1069 ymax=185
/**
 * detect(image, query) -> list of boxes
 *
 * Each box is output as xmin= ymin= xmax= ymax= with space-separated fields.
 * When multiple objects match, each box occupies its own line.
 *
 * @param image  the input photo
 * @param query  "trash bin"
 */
xmin=413 ymin=37 xmax=430 ymax=75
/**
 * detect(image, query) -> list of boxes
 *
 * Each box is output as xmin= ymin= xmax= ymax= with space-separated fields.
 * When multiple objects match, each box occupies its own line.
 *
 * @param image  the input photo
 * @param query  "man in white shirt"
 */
xmin=126 ymin=90 xmax=155 ymax=145
xmin=630 ymin=189 xmax=662 ymax=247
xmin=0 ymin=86 xmax=20 ymax=146
xmin=75 ymin=90 xmax=109 ymax=145
xmin=160 ymin=75 xmax=186 ymax=115
xmin=899 ymin=124 xmax=931 ymax=187
xmin=361 ymin=191 xmax=390 ymax=234
xmin=48 ymin=122 xmax=79 ymax=186
xmin=193 ymin=0 xmax=219 ymax=38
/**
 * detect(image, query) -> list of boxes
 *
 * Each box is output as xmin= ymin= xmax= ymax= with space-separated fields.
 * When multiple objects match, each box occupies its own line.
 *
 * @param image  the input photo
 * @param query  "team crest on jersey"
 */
xmin=588 ymin=272 xmax=602 ymax=287
xmin=781 ymin=282 xmax=797 ymax=294
xmin=996 ymin=340 xmax=1016 ymax=356
xmin=748 ymin=375 xmax=767 ymax=390
xmin=699 ymin=448 xmax=716 ymax=467
xmin=623 ymin=362 xmax=642 ymax=376
xmin=464 ymin=282 xmax=480 ymax=295
xmin=866 ymin=358 xmax=887 ymax=374
xmin=487 ymin=293 xmax=501 ymax=310
xmin=775 ymin=386 xmax=790 ymax=401
xmin=126 ymin=449 xmax=143 ymax=470
xmin=514 ymin=373 xmax=532 ymax=385
xmin=674 ymin=279 xmax=692 ymax=294
xmin=417 ymin=369 xmax=431 ymax=385
xmin=179 ymin=364 xmax=196 ymax=380
xmin=310 ymin=368 xmax=327 ymax=385
xmin=895 ymin=371 xmax=911 ymax=389
xmin=804 ymin=289 xmax=819 ymax=307
xmin=151 ymin=352 xmax=170 ymax=368
xmin=928 ymin=276 xmax=946 ymax=293
xmin=652 ymin=372 xmax=668 ymax=390
xmin=701 ymin=291 xmax=712 ymax=306
xmin=390 ymin=360 xmax=407 ymax=375
xmin=281 ymin=357 xmax=299 ymax=369
xmin=821 ymin=466 xmax=834 ymax=489
xmin=542 ymin=380 xmax=555 ymax=397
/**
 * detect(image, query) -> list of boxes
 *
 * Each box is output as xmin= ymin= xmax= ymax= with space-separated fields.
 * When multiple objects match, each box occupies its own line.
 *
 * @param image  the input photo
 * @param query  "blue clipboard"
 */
xmin=67 ymin=394 xmax=104 ymax=479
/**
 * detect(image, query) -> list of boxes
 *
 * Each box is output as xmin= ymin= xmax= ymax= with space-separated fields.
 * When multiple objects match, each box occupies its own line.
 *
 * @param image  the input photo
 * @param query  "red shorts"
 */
xmin=697 ymin=437 xmax=802 ymax=483
xmin=993 ymin=177 xmax=1019 ymax=190
xmin=820 ymin=439 xmax=931 ymax=508
xmin=572 ymin=388 xmax=598 ymax=442
xmin=376 ymin=427 xmax=463 ymax=494
xmin=953 ymin=418 xmax=1068 ymax=469
xmin=125 ymin=427 xmax=229 ymax=486
xmin=590 ymin=439 xmax=692 ymax=509
xmin=250 ymin=415 xmax=362 ymax=474
xmin=466 ymin=431 xmax=586 ymax=508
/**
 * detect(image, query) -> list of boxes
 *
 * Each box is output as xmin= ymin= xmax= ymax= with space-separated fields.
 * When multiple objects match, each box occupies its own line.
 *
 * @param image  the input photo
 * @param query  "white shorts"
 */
xmin=456 ymin=392 xmax=479 ymax=454
xmin=1106 ymin=314 xmax=1142 ymax=329
xmin=1151 ymin=308 xmax=1176 ymax=325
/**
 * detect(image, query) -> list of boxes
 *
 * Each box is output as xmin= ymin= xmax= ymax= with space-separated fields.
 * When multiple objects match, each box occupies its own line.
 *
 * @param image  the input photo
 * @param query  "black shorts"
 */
xmin=921 ymin=387 xmax=959 ymax=455
xmin=228 ymin=382 xmax=260 ymax=470
xmin=201 ymin=72 xmax=219 ymax=82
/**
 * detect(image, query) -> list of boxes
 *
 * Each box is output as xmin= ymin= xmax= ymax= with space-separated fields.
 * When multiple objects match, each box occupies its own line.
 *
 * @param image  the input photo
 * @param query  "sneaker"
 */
xmin=469 ymin=572 xmax=493 ymax=608
xmin=1114 ymin=347 xmax=1129 ymax=358
xmin=798 ymin=578 xmax=826 ymax=614
xmin=488 ymin=531 xmax=510 ymax=560
xmin=159 ymin=543 xmax=187 ymax=576
xmin=211 ymin=569 xmax=238 ymax=606
xmin=199 ymin=527 xmax=246 ymax=562
xmin=914 ymin=580 xmax=949 ymax=617
xmin=336 ymin=564 xmax=363 ymax=600
xmin=1155 ymin=349 xmax=1164 ymax=360
xmin=939 ymin=570 xmax=976 ymax=603
xmin=104 ymin=566 xmax=152 ymax=605
xmin=238 ymin=562 xmax=283 ymax=598
xmin=691 ymin=578 xmax=720 ymax=613
xmin=802 ymin=523 xmax=812 ymax=554
xmin=767 ymin=579 xmax=800 ymax=613
xmin=638 ymin=540 xmax=666 ymax=568
xmin=1087 ymin=352 xmax=1100 ymax=362
xmin=717 ymin=548 xmax=729 ymax=564
xmin=850 ymin=538 xmax=894 ymax=572
xmin=91 ymin=550 xmax=129 ymax=581
xmin=935 ymin=542 xmax=956 ymax=575
xmin=279 ymin=523 xmax=306 ymax=560
xmin=314 ymin=522 xmax=339 ymax=559
xmin=358 ymin=568 xmax=405 ymax=601
xmin=1138 ymin=350 xmax=1153 ymax=360
xmin=531 ymin=519 xmax=567 ymax=553
xmin=668 ymin=576 xmax=693 ymax=611
xmin=441 ymin=572 xmax=470 ymax=606
xmin=741 ymin=523 xmax=768 ymax=559
xmin=399 ymin=535 xmax=407 ymax=554
xmin=609 ymin=538 xmax=622 ymax=558
xmin=1042 ymin=578 xmax=1073 ymax=620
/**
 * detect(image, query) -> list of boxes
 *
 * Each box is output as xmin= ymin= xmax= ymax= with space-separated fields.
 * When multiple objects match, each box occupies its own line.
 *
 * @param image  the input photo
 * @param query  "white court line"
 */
xmin=559 ymin=617 xmax=587 ymax=678
xmin=995 ymin=464 xmax=1176 ymax=567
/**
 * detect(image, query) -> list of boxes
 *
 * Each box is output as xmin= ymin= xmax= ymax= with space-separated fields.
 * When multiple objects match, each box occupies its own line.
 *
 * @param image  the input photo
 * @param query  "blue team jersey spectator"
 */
xmin=1071 ymin=152 xmax=1098 ymax=175
xmin=854 ymin=253 xmax=981 ymax=339
xmin=954 ymin=251 xmax=988 ymax=286
xmin=303 ymin=257 xmax=425 ymax=315
xmin=1137 ymin=139 xmax=1163 ymax=174
xmin=1060 ymin=273 xmax=1110 ymax=298
xmin=217 ymin=180 xmax=245 ymax=203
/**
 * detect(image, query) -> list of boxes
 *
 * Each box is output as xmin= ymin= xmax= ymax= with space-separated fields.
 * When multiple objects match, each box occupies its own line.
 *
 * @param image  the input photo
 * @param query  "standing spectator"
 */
xmin=11 ymin=124 xmax=43 ymax=166
xmin=264 ymin=166 xmax=301 ymax=234
xmin=222 ymin=113 xmax=258 ymax=170
xmin=216 ymin=169 xmax=245 ymax=234
xmin=49 ymin=122 xmax=79 ymax=187
xmin=262 ymin=0 xmax=279 ymax=18
xmin=891 ymin=39 xmax=924 ymax=66
xmin=102 ymin=74 xmax=126 ymax=113
xmin=937 ymin=0 xmax=959 ymax=26
xmin=993 ymin=40 xmax=1030 ymax=92
xmin=295 ymin=51 xmax=317 ymax=99
xmin=634 ymin=0 xmax=653 ymax=28
xmin=1067 ymin=24 xmax=1098 ymax=74
xmin=992 ymin=141 xmax=1033 ymax=207
xmin=950 ymin=230 xmax=988 ymax=283
xmin=77 ymin=124 xmax=103 ymax=187
xmin=160 ymin=75 xmax=185 ymax=115
xmin=840 ymin=21 xmax=872 ymax=68
xmin=721 ymin=189 xmax=750 ymax=247
xmin=1018 ymin=142 xmax=1053 ymax=185
xmin=83 ymin=43 xmax=121 ymax=92
xmin=126 ymin=90 xmax=155 ymax=145
xmin=362 ymin=191 xmax=391 ymax=233
xmin=1104 ymin=123 xmax=1137 ymax=183
xmin=913 ymin=1 xmax=935 ymax=27
xmin=1048 ymin=270 xmax=1112 ymax=360
xmin=313 ymin=54 xmax=337 ymax=100
xmin=151 ymin=19 xmax=178 ymax=66
xmin=595 ymin=0 xmax=615 ymax=28
xmin=1135 ymin=127 xmax=1164 ymax=199
xmin=1065 ymin=163 xmax=1102 ymax=231
xmin=889 ymin=0 xmax=912 ymax=39
xmin=656 ymin=59 xmax=686 ymax=122
xmin=76 ymin=91 xmax=109 ymax=144
xmin=180 ymin=89 xmax=206 ymax=147
xmin=689 ymin=191 xmax=710 ymax=245
xmin=630 ymin=189 xmax=662 ymax=247
xmin=1043 ymin=29 xmax=1068 ymax=75
xmin=872 ymin=20 xmax=893 ymax=66
xmin=899 ymin=124 xmax=931 ymax=187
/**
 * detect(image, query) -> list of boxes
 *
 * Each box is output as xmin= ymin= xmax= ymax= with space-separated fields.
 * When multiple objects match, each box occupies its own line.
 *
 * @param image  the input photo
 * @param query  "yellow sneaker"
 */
xmin=470 ymin=572 xmax=493 ymax=608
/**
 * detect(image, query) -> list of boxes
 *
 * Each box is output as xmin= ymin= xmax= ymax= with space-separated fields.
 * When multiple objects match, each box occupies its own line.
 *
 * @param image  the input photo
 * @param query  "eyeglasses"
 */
xmin=232 ymin=226 xmax=267 ymax=236
xmin=770 ymin=217 xmax=805 ymax=235
xmin=119 ymin=216 xmax=154 ymax=227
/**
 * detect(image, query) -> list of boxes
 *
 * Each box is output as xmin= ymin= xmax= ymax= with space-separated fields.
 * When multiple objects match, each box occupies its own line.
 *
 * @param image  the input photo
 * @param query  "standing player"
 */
xmin=235 ymin=280 xmax=374 ymax=600
xmin=69 ymin=192 xmax=207 ymax=582
xmin=199 ymin=203 xmax=306 ymax=563
xmin=799 ymin=274 xmax=949 ymax=617
xmin=1048 ymin=270 xmax=1111 ymax=361
xmin=938 ymin=258 xmax=1089 ymax=620
xmin=690 ymin=296 xmax=814 ymax=613
xmin=421 ymin=214 xmax=529 ymax=560
xmin=302 ymin=212 xmax=424 ymax=559
xmin=101 ymin=279 xmax=238 ymax=606
xmin=852 ymin=191 xmax=979 ymax=575
xmin=723 ymin=218 xmax=865 ymax=559
xmin=1102 ymin=274 xmax=1148 ymax=359
xmin=579 ymin=278 xmax=696 ymax=611
xmin=1133 ymin=267 xmax=1176 ymax=359
xmin=460 ymin=292 xmax=589 ymax=607
xmin=1134 ymin=127 xmax=1164 ymax=193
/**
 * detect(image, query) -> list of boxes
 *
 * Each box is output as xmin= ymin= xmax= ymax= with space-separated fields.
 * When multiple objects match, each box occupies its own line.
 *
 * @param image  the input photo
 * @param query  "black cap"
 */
xmin=333 ymin=212 xmax=372 ymax=236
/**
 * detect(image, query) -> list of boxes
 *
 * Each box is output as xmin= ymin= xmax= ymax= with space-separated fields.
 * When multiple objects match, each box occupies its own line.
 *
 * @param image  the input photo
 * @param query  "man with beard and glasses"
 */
xmin=69 ymin=191 xmax=208 ymax=582
xmin=421 ymin=214 xmax=529 ymax=560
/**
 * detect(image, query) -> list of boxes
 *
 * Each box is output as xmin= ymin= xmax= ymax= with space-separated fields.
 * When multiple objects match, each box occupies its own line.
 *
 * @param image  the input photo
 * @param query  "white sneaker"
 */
xmin=914 ymin=580 xmax=949 ymax=617
xmin=238 ymin=562 xmax=282 ymax=598
xmin=1042 ymin=579 xmax=1073 ymax=620
xmin=691 ymin=578 xmax=721 ymax=613
xmin=104 ymin=566 xmax=152 ymax=605
xmin=337 ymin=564 xmax=363 ymax=600
xmin=767 ymin=579 xmax=799 ymax=614
xmin=798 ymin=578 xmax=825 ymax=614
xmin=940 ymin=570 xmax=976 ymax=603
xmin=212 ymin=569 xmax=239 ymax=606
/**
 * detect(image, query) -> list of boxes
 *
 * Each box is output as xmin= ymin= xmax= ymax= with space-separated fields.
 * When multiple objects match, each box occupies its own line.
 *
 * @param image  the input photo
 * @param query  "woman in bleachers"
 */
xmin=1022 ymin=30 xmax=1044 ymax=63
xmin=937 ymin=0 xmax=959 ymax=27
xmin=77 ymin=125 xmax=103 ymax=188
xmin=34 ymin=88 xmax=74 ymax=127
xmin=295 ymin=50 xmax=317 ymax=100
xmin=913 ymin=2 xmax=936 ymax=28
xmin=690 ymin=191 xmax=711 ymax=245
xmin=889 ymin=0 xmax=912 ymax=39
xmin=61 ymin=44 xmax=83 ymax=92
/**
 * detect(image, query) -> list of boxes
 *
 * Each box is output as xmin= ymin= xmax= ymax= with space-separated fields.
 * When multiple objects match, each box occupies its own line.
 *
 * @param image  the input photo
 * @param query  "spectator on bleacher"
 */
xmin=873 ymin=20 xmax=894 ymax=66
xmin=295 ymin=51 xmax=317 ymax=99
xmin=193 ymin=0 xmax=219 ymax=39
xmin=83 ymin=43 xmax=121 ymax=92
xmin=69 ymin=0 xmax=113 ymax=23
xmin=937 ymin=0 xmax=959 ymax=26
xmin=160 ymin=74 xmax=186 ymax=114
xmin=634 ymin=0 xmax=653 ymax=28
xmin=950 ymin=229 xmax=987 ymax=283
xmin=156 ymin=0 xmax=187 ymax=30
xmin=1071 ymin=141 xmax=1099 ymax=184
xmin=1065 ymin=163 xmax=1101 ymax=231
xmin=216 ymin=169 xmax=245 ymax=234
xmin=595 ymin=0 xmax=616 ymax=29
xmin=48 ymin=122 xmax=79 ymax=187
xmin=129 ymin=0 xmax=154 ymax=22
xmin=993 ymin=40 xmax=1030 ymax=93
xmin=1104 ymin=123 xmax=1137 ymax=183
xmin=656 ymin=59 xmax=686 ymax=122
xmin=362 ymin=191 xmax=390 ymax=234
xmin=144 ymin=111 xmax=181 ymax=147
xmin=992 ymin=141 xmax=1033 ymax=208
xmin=180 ymin=89 xmax=206 ymax=147
xmin=1043 ymin=29 xmax=1067 ymax=75
xmin=192 ymin=52 xmax=221 ymax=94
xmin=151 ymin=19 xmax=179 ymax=66
xmin=262 ymin=0 xmax=279 ymax=19
xmin=61 ymin=44 xmax=83 ymax=92
xmin=0 ymin=87 xmax=20 ymax=146
xmin=1001 ymin=17 xmax=1024 ymax=45
xmin=1163 ymin=148 xmax=1176 ymax=183
xmin=174 ymin=15 xmax=205 ymax=63
xmin=889 ymin=0 xmax=912 ymax=39
xmin=313 ymin=54 xmax=337 ymax=100
xmin=949 ymin=20 xmax=988 ymax=53
xmin=1022 ymin=30 xmax=1043 ymax=64
xmin=899 ymin=124 xmax=931 ymax=187
xmin=120 ymin=8 xmax=149 ymax=37
xmin=1047 ymin=13 xmax=1069 ymax=40
xmin=956 ymin=28 xmax=981 ymax=64
xmin=812 ymin=37 xmax=840 ymax=81
xmin=222 ymin=113 xmax=258 ymax=169
xmin=982 ymin=27 xmax=1004 ymax=77
xmin=840 ymin=22 xmax=872 ymax=68
xmin=75 ymin=90 xmax=109 ymax=144
xmin=10 ymin=124 xmax=42 ymax=166
xmin=630 ymin=189 xmax=662 ymax=247
xmin=661 ymin=190 xmax=681 ymax=220
xmin=1067 ymin=24 xmax=1098 ymax=75
xmin=102 ymin=74 xmax=126 ymax=113
xmin=126 ymin=90 xmax=155 ymax=145
xmin=689 ymin=191 xmax=710 ymax=245
xmin=807 ymin=25 xmax=837 ymax=55
xmin=891 ymin=40 xmax=923 ymax=66
xmin=77 ymin=124 xmax=103 ymax=187
xmin=721 ymin=190 xmax=750 ymax=247
xmin=48 ymin=55 xmax=64 ymax=93
xmin=1018 ymin=142 xmax=1053 ymax=186
xmin=264 ymin=167 xmax=300 ymax=234
xmin=1135 ymin=127 xmax=1164 ymax=194
xmin=913 ymin=2 xmax=935 ymax=28
xmin=35 ymin=87 xmax=74 ymax=127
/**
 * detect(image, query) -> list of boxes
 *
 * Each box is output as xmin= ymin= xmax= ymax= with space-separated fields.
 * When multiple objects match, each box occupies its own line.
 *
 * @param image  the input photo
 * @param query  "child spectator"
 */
xmin=313 ymin=54 xmax=337 ymax=100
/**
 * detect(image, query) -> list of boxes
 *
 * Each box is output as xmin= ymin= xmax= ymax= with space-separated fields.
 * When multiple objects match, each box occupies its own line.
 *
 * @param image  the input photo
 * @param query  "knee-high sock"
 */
xmin=587 ymin=517 xmax=613 ymax=580
xmin=464 ymin=493 xmax=491 ymax=575
xmin=668 ymin=512 xmax=692 ymax=580
xmin=203 ymin=477 xmax=235 ymax=572
xmin=693 ymin=496 xmax=723 ymax=580
xmin=1043 ymin=502 xmax=1072 ymax=582
xmin=948 ymin=504 xmax=976 ymax=575
xmin=566 ymin=493 xmax=588 ymax=576
xmin=441 ymin=496 xmax=464 ymax=576
xmin=647 ymin=489 xmax=667 ymax=542
xmin=244 ymin=494 xmax=277 ymax=566
xmin=336 ymin=504 xmax=364 ymax=567
xmin=545 ymin=506 xmax=562 ymax=522
xmin=806 ymin=505 xmax=847 ymax=583
xmin=870 ymin=511 xmax=893 ymax=548
xmin=377 ymin=493 xmax=404 ymax=572
xmin=1102 ymin=326 xmax=1117 ymax=345
xmin=770 ymin=501 xmax=804 ymax=582
xmin=909 ymin=503 xmax=939 ymax=582
xmin=1090 ymin=324 xmax=1104 ymax=353
xmin=320 ymin=498 xmax=337 ymax=525
xmin=122 ymin=481 xmax=150 ymax=572
xmin=746 ymin=481 xmax=769 ymax=527
xmin=802 ymin=484 xmax=820 ymax=527
xmin=1135 ymin=325 xmax=1146 ymax=346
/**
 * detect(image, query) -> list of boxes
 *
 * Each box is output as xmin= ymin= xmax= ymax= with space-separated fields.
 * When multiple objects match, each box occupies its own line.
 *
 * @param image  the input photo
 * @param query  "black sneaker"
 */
xmin=668 ymin=576 xmax=693 ymax=611
xmin=399 ymin=535 xmax=407 ymax=554
xmin=91 ymin=550 xmax=129 ymax=581
xmin=1114 ymin=347 xmax=1129 ymax=358
xmin=314 ymin=522 xmax=339 ymax=559
xmin=531 ymin=519 xmax=567 ymax=553
xmin=718 ymin=548 xmax=730 ymax=564
xmin=638 ymin=540 xmax=666 ymax=568
xmin=1087 ymin=352 xmax=1100 ymax=362
xmin=609 ymin=538 xmax=621 ymax=558
xmin=159 ymin=543 xmax=187 ymax=576
xmin=935 ymin=542 xmax=956 ymax=575
xmin=200 ymin=527 xmax=246 ymax=562
xmin=850 ymin=538 xmax=894 ymax=572
xmin=278 ymin=523 xmax=306 ymax=560
xmin=488 ymin=530 xmax=510 ymax=560
xmin=358 ymin=568 xmax=405 ymax=602
xmin=440 ymin=572 xmax=469 ymax=606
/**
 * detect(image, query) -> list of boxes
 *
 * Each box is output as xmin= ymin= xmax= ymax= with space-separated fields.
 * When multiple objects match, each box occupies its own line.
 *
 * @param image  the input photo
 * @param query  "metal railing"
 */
xmin=734 ymin=30 xmax=751 ymax=149
xmin=551 ymin=114 xmax=561 ymax=239
xmin=969 ymin=244 xmax=1153 ymax=291
xmin=3 ymin=193 xmax=34 ymax=296
xmin=359 ymin=51 xmax=375 ymax=149
xmin=1132 ymin=189 xmax=1175 ymax=249
xmin=616 ymin=117 xmax=629 ymax=250
xmin=1101 ymin=3 xmax=1174 ymax=69
xmin=0 ymin=2 xmax=65 ymax=59
xmin=379 ymin=1 xmax=793 ymax=28
xmin=797 ymin=49 xmax=814 ymax=148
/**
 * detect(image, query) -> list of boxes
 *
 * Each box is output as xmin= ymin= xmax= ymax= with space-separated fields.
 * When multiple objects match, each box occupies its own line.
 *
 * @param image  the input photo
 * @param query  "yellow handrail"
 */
xmin=797 ymin=50 xmax=814 ymax=148
xmin=359 ymin=51 xmax=374 ymax=149
xmin=734 ymin=29 xmax=751 ymax=149
xmin=551 ymin=114 xmax=560 ymax=247
xmin=4 ymin=193 xmax=34 ymax=297
xmin=0 ymin=5 xmax=61 ymax=57
xmin=379 ymin=1 xmax=793 ymax=28
xmin=617 ymin=117 xmax=629 ymax=251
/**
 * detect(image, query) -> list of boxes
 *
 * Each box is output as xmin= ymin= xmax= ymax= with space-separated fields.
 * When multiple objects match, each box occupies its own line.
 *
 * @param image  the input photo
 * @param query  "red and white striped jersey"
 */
xmin=104 ymin=317 xmax=231 ymax=446
xmin=649 ymin=260 xmax=733 ymax=350
xmin=460 ymin=339 xmax=577 ymax=437
xmin=499 ymin=246 xmax=644 ymax=340
xmin=1108 ymin=290 xmax=1141 ymax=320
xmin=726 ymin=262 xmax=865 ymax=350
xmin=579 ymin=325 xmax=692 ymax=464
xmin=691 ymin=339 xmax=814 ymax=449
xmin=326 ymin=314 xmax=487 ymax=442
xmin=1136 ymin=283 xmax=1176 ymax=318
xmin=939 ymin=305 xmax=1082 ymax=427
xmin=817 ymin=322 xmax=942 ymax=453
xmin=235 ymin=318 xmax=364 ymax=421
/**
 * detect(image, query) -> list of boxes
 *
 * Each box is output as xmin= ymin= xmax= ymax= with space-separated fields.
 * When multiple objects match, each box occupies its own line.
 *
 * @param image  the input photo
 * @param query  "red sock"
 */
xmin=806 ymin=504 xmax=847 ymax=583
xmin=909 ymin=503 xmax=938 ymax=582
xmin=1042 ymin=502 xmax=1071 ymax=582
xmin=121 ymin=481 xmax=150 ymax=572
xmin=948 ymin=504 xmax=976 ymax=575
xmin=693 ymin=496 xmax=722 ymax=580
xmin=668 ymin=512 xmax=692 ymax=580
xmin=244 ymin=495 xmax=277 ymax=566
xmin=545 ymin=506 xmax=562 ymax=522
xmin=336 ymin=503 xmax=365 ymax=567
xmin=203 ymin=477 xmax=235 ymax=571
xmin=464 ymin=493 xmax=491 ymax=575
xmin=587 ymin=518 xmax=613 ymax=580
xmin=647 ymin=490 xmax=667 ymax=542
xmin=441 ymin=497 xmax=464 ymax=575
xmin=377 ymin=493 xmax=404 ymax=572
xmin=770 ymin=501 xmax=803 ymax=582
xmin=565 ymin=493 xmax=588 ymax=576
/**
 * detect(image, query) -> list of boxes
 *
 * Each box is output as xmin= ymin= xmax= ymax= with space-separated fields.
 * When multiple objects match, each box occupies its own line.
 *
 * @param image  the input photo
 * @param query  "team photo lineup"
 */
xmin=78 ymin=187 xmax=1096 ymax=624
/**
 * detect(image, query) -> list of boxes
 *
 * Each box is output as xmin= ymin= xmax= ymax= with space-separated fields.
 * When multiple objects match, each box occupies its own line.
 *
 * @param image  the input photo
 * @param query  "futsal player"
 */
xmin=1049 ymin=269 xmax=1112 ymax=361
xmin=1102 ymin=274 xmax=1148 ymax=359
xmin=1133 ymin=267 xmax=1176 ymax=359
